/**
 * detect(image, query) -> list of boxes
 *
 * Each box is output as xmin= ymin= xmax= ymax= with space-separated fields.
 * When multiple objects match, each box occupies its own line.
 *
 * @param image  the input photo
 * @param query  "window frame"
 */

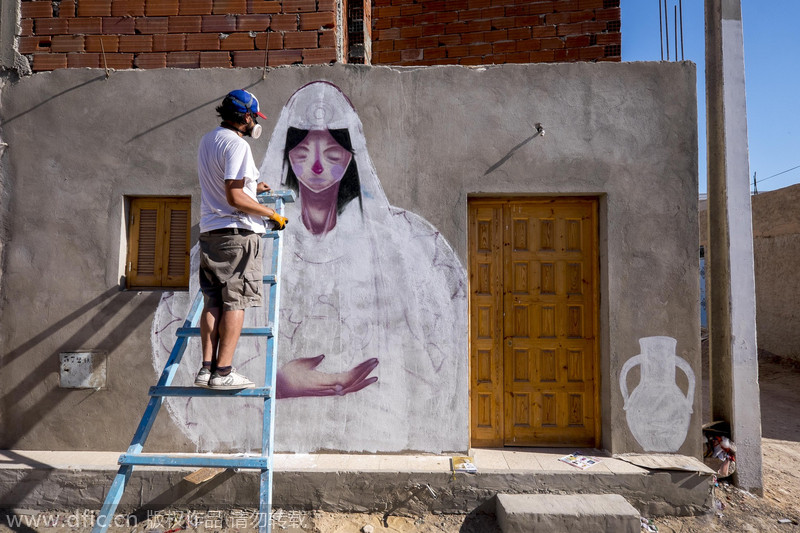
xmin=126 ymin=196 xmax=191 ymax=290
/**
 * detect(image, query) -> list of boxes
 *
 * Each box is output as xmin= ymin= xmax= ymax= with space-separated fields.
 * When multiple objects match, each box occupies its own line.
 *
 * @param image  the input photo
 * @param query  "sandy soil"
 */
xmin=285 ymin=512 xmax=500 ymax=533
xmin=1 ymin=357 xmax=797 ymax=532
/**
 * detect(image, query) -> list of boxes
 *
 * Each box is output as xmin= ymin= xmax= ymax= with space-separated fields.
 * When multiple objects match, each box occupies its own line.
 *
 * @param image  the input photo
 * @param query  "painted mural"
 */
xmin=619 ymin=336 xmax=696 ymax=452
xmin=152 ymin=81 xmax=468 ymax=453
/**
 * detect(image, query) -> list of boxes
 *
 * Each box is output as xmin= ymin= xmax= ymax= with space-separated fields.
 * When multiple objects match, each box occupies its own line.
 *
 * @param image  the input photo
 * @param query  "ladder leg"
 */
xmin=260 ymin=197 xmax=284 ymax=533
xmin=91 ymin=465 xmax=132 ymax=533
xmin=260 ymin=388 xmax=276 ymax=533
xmin=259 ymin=468 xmax=273 ymax=533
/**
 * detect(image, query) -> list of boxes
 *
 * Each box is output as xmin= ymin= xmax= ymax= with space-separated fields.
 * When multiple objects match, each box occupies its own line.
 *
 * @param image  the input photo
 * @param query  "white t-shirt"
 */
xmin=198 ymin=126 xmax=266 ymax=233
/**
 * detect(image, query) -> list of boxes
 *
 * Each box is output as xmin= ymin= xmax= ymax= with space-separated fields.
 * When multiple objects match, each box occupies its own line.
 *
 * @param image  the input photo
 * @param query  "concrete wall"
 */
xmin=0 ymin=63 xmax=700 ymax=456
xmin=701 ymin=183 xmax=800 ymax=363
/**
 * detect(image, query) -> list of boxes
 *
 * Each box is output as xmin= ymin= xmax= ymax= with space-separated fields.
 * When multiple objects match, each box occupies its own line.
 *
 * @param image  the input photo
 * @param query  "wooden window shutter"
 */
xmin=128 ymin=198 xmax=164 ymax=288
xmin=127 ymin=197 xmax=191 ymax=289
xmin=162 ymin=199 xmax=191 ymax=287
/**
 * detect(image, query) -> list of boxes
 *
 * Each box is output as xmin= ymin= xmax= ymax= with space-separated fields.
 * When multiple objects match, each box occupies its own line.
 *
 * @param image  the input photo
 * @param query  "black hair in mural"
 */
xmin=284 ymin=127 xmax=362 ymax=215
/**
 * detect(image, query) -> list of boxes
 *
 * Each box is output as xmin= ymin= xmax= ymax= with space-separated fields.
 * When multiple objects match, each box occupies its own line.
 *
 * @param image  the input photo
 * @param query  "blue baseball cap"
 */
xmin=225 ymin=89 xmax=267 ymax=119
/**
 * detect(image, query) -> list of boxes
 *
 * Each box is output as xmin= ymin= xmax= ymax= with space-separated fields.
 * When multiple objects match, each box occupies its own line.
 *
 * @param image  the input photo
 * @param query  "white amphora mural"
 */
xmin=619 ymin=336 xmax=695 ymax=452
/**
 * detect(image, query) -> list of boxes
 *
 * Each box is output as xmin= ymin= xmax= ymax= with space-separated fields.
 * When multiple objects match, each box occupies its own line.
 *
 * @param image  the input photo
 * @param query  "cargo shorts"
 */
xmin=199 ymin=230 xmax=263 ymax=311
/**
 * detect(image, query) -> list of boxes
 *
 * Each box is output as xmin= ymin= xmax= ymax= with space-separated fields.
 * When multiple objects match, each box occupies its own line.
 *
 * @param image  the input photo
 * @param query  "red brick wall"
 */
xmin=19 ymin=0 xmax=622 ymax=71
xmin=18 ymin=0 xmax=337 ymax=71
xmin=372 ymin=0 xmax=621 ymax=65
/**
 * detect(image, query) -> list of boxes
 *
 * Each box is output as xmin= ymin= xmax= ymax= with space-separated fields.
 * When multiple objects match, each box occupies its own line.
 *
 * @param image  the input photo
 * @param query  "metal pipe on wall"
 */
xmin=674 ymin=5 xmax=678 ymax=60
xmin=659 ymin=0 xmax=664 ymax=60
xmin=664 ymin=0 xmax=670 ymax=61
xmin=679 ymin=0 xmax=685 ymax=60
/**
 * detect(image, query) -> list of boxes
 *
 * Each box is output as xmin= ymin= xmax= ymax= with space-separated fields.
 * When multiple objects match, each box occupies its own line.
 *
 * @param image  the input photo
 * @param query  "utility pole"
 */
xmin=705 ymin=0 xmax=763 ymax=493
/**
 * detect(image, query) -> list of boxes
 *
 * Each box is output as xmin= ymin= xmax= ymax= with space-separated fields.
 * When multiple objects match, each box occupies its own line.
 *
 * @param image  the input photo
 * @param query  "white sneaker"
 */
xmin=194 ymin=367 xmax=212 ymax=388
xmin=209 ymin=369 xmax=255 ymax=390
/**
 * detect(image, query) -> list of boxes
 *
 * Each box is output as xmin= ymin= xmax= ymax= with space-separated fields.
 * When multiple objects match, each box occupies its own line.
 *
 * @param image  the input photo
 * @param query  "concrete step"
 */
xmin=496 ymin=493 xmax=640 ymax=533
xmin=0 ymin=450 xmax=712 ymax=516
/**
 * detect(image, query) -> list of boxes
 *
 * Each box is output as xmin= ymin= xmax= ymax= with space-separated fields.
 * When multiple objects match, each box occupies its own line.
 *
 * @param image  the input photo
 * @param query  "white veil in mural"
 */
xmin=152 ymin=81 xmax=467 ymax=453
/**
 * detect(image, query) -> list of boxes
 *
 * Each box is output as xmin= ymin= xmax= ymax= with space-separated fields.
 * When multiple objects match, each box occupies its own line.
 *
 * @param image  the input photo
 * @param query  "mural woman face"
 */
xmin=288 ymin=129 xmax=353 ymax=194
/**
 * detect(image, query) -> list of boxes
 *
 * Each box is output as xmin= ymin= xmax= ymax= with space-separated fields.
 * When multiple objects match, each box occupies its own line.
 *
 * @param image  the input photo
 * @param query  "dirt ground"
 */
xmin=1 ymin=356 xmax=797 ymax=532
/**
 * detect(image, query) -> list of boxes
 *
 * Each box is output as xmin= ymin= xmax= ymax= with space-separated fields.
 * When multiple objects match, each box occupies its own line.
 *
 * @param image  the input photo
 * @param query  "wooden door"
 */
xmin=469 ymin=198 xmax=599 ymax=447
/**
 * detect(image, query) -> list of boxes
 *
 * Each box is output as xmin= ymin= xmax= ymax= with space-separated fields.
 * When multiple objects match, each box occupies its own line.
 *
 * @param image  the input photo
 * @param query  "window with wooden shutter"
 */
xmin=127 ymin=197 xmax=191 ymax=289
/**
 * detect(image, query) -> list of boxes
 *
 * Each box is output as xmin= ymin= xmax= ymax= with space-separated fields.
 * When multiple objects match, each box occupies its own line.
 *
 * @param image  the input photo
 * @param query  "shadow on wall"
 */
xmin=1 ymin=287 xmax=162 ymax=449
xmin=483 ymin=123 xmax=545 ymax=176
xmin=125 ymin=469 xmax=237 ymax=523
xmin=126 ymin=79 xmax=263 ymax=144
xmin=0 ymin=75 xmax=106 ymax=126
xmin=0 ymin=450 xmax=53 ymax=512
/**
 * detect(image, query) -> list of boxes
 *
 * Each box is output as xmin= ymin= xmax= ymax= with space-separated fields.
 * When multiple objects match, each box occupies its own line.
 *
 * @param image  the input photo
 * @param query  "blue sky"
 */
xmin=621 ymin=0 xmax=799 ymax=194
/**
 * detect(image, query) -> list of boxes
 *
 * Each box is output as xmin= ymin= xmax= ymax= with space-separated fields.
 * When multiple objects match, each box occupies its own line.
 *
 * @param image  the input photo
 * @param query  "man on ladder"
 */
xmin=195 ymin=89 xmax=288 ymax=390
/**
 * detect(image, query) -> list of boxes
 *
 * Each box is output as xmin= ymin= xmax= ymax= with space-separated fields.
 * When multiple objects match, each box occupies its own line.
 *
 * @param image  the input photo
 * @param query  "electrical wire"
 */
xmin=755 ymin=164 xmax=800 ymax=184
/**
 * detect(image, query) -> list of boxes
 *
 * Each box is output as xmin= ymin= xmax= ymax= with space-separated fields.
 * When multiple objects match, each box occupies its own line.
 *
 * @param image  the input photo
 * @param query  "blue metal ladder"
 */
xmin=92 ymin=191 xmax=295 ymax=533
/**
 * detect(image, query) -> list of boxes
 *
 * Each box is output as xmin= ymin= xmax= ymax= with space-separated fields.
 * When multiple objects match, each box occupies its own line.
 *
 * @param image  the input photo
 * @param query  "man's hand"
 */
xmin=269 ymin=212 xmax=288 ymax=230
xmin=275 ymin=355 xmax=379 ymax=399
xmin=257 ymin=182 xmax=271 ymax=194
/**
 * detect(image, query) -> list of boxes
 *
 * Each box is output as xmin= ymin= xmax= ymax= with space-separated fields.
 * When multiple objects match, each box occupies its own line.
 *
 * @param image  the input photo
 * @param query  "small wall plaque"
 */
xmin=59 ymin=351 xmax=107 ymax=389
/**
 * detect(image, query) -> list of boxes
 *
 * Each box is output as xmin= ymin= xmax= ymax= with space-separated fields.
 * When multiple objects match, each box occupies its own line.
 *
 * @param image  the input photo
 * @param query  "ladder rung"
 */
xmin=119 ymin=454 xmax=269 ymax=469
xmin=257 ymin=190 xmax=296 ymax=204
xmin=263 ymin=274 xmax=276 ymax=283
xmin=149 ymin=386 xmax=272 ymax=398
xmin=176 ymin=326 xmax=273 ymax=337
xmin=263 ymin=230 xmax=280 ymax=239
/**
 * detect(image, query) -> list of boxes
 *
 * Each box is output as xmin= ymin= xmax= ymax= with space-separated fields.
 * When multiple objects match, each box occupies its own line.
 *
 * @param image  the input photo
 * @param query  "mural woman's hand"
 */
xmin=275 ymin=355 xmax=378 ymax=399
